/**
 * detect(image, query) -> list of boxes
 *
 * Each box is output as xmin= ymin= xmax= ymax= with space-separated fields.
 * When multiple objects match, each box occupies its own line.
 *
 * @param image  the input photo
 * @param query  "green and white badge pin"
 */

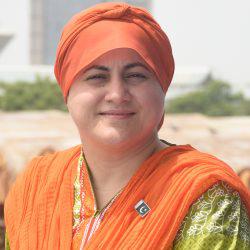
xmin=135 ymin=200 xmax=151 ymax=217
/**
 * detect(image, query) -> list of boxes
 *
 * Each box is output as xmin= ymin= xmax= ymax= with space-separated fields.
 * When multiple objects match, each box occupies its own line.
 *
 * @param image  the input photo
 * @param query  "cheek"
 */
xmin=67 ymin=93 xmax=99 ymax=126
xmin=137 ymin=88 xmax=165 ymax=117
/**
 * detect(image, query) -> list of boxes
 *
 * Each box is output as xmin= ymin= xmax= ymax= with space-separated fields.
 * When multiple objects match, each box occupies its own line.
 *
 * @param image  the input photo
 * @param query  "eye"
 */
xmin=86 ymin=74 xmax=108 ymax=80
xmin=125 ymin=73 xmax=147 ymax=79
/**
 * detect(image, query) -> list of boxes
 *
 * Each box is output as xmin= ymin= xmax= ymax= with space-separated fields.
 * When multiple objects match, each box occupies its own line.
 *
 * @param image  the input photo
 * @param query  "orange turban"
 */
xmin=54 ymin=2 xmax=175 ymax=102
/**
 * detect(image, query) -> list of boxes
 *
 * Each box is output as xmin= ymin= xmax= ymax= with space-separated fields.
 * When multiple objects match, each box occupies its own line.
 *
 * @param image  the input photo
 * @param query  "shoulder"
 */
xmin=158 ymin=144 xmax=240 ymax=192
xmin=4 ymin=145 xmax=81 ymax=240
xmin=159 ymin=144 xmax=243 ymax=190
xmin=4 ymin=145 xmax=81 ymax=217
xmin=160 ymin=144 xmax=231 ymax=168
xmin=157 ymin=145 xmax=250 ymax=223
xmin=173 ymin=181 xmax=250 ymax=249
xmin=7 ymin=144 xmax=81 ymax=191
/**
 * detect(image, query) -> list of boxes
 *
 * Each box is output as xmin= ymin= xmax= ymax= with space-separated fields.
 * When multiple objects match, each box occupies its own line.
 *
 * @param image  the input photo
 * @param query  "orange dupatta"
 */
xmin=4 ymin=144 xmax=250 ymax=249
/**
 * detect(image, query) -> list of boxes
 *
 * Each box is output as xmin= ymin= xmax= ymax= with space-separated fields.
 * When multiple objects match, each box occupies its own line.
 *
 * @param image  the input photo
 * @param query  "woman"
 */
xmin=4 ymin=2 xmax=250 ymax=249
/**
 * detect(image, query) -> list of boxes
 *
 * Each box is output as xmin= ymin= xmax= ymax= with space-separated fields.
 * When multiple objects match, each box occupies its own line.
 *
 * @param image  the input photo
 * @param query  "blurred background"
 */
xmin=0 ymin=0 xmax=250 ymax=248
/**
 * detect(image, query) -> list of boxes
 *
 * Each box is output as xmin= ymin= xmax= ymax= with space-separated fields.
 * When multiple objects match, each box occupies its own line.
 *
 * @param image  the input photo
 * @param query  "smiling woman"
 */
xmin=4 ymin=2 xmax=250 ymax=250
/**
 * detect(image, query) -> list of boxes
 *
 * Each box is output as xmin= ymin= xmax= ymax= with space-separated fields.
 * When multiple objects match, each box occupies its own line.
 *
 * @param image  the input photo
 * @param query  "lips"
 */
xmin=99 ymin=110 xmax=136 ymax=118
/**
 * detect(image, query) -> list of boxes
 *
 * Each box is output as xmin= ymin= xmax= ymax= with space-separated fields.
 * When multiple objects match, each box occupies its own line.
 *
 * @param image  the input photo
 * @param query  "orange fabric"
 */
xmin=4 ymin=144 xmax=250 ymax=249
xmin=4 ymin=146 xmax=80 ymax=250
xmin=54 ymin=2 xmax=175 ymax=102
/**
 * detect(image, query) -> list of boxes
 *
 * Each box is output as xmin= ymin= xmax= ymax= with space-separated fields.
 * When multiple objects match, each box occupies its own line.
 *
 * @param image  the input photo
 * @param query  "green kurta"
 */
xmin=173 ymin=181 xmax=250 ymax=249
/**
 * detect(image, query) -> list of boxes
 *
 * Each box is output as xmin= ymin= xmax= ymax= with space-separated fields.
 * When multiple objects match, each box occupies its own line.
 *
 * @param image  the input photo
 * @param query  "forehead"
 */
xmin=86 ymin=48 xmax=148 ymax=69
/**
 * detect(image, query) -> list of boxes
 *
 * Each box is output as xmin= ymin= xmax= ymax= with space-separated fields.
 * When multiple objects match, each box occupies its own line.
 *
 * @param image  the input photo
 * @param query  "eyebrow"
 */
xmin=83 ymin=62 xmax=150 ymax=73
xmin=124 ymin=62 xmax=150 ymax=71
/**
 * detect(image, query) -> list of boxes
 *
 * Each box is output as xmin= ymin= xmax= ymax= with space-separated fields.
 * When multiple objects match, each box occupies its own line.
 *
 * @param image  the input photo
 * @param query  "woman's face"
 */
xmin=67 ymin=48 xmax=165 ymax=149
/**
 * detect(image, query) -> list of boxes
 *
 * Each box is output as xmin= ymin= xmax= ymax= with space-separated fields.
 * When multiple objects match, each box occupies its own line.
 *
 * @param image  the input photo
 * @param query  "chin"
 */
xmin=95 ymin=128 xmax=137 ymax=147
xmin=101 ymin=133 xmax=130 ymax=145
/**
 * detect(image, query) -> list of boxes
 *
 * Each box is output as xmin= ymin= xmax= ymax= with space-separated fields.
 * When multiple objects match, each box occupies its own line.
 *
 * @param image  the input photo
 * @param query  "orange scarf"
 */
xmin=4 ymin=145 xmax=250 ymax=249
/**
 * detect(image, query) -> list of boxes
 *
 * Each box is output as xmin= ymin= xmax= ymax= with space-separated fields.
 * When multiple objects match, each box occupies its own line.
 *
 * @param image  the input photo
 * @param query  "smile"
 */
xmin=99 ymin=111 xmax=136 ymax=119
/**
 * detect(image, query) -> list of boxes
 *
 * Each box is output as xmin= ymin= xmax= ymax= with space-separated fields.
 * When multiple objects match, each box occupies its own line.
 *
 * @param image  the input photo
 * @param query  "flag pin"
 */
xmin=134 ymin=200 xmax=151 ymax=217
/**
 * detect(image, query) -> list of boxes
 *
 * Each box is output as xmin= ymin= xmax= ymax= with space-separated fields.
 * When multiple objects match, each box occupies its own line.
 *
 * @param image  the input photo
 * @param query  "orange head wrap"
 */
xmin=54 ymin=2 xmax=175 ymax=102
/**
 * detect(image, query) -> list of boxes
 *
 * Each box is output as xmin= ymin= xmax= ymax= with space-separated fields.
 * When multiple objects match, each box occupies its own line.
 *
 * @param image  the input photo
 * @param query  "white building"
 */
xmin=0 ymin=30 xmax=12 ymax=54
xmin=0 ymin=0 xmax=30 ymax=65
xmin=0 ymin=65 xmax=55 ymax=83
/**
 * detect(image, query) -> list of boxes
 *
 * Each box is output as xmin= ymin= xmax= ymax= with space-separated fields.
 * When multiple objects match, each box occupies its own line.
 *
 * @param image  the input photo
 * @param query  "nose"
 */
xmin=104 ymin=76 xmax=131 ymax=104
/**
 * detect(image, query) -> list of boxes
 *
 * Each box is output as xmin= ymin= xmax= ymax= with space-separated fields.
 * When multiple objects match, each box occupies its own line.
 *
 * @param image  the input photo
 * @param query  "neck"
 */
xmin=81 ymin=134 xmax=167 ymax=192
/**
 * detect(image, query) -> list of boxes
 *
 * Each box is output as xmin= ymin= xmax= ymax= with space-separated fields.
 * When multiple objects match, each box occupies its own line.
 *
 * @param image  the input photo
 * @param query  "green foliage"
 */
xmin=0 ymin=76 xmax=67 ymax=111
xmin=165 ymin=80 xmax=250 ymax=116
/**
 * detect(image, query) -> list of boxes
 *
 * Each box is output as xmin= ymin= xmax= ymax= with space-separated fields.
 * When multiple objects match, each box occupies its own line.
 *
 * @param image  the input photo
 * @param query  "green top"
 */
xmin=173 ymin=181 xmax=250 ymax=250
xmin=5 ymin=181 xmax=250 ymax=249
xmin=5 ymin=234 xmax=10 ymax=250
